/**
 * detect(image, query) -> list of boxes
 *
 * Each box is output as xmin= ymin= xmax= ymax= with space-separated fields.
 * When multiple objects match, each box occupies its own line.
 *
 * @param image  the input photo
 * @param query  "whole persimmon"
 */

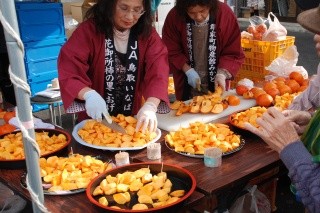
xmin=3 ymin=111 xmax=15 ymax=124
xmin=289 ymin=71 xmax=304 ymax=85
xmin=0 ymin=124 xmax=16 ymax=136
xmin=265 ymin=88 xmax=280 ymax=98
xmin=299 ymin=85 xmax=308 ymax=92
xmin=263 ymin=82 xmax=277 ymax=91
xmin=285 ymin=79 xmax=300 ymax=93
xmin=256 ymin=94 xmax=273 ymax=107
xmin=236 ymin=85 xmax=249 ymax=96
xmin=278 ymin=85 xmax=292 ymax=95
xmin=250 ymin=87 xmax=261 ymax=94
xmin=301 ymin=79 xmax=309 ymax=86
xmin=226 ymin=95 xmax=240 ymax=106
xmin=275 ymin=80 xmax=285 ymax=88
xmin=252 ymin=88 xmax=266 ymax=99
xmin=274 ymin=76 xmax=286 ymax=82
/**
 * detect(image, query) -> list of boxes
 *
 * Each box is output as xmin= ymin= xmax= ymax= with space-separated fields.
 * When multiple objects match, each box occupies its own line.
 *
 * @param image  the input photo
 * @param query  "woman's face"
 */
xmin=114 ymin=0 xmax=145 ymax=31
xmin=187 ymin=5 xmax=210 ymax=23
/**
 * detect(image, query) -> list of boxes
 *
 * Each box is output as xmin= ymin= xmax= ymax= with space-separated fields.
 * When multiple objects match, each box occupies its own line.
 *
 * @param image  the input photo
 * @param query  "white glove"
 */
xmin=185 ymin=68 xmax=200 ymax=89
xmin=215 ymin=73 xmax=226 ymax=92
xmin=136 ymin=102 xmax=158 ymax=133
xmin=215 ymin=69 xmax=231 ymax=92
xmin=83 ymin=90 xmax=111 ymax=122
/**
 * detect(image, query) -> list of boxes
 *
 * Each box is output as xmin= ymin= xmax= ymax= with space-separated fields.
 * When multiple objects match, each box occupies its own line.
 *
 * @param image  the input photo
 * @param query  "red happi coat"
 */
xmin=58 ymin=19 xmax=170 ymax=121
xmin=162 ymin=2 xmax=245 ymax=100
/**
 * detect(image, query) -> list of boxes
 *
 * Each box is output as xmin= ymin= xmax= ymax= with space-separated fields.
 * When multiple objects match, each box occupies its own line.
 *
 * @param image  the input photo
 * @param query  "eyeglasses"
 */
xmin=117 ymin=5 xmax=145 ymax=17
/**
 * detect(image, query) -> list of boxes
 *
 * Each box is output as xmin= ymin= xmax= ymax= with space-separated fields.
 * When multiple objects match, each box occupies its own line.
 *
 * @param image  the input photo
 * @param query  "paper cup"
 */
xmin=147 ymin=143 xmax=161 ymax=160
xmin=115 ymin=151 xmax=130 ymax=167
xmin=204 ymin=147 xmax=222 ymax=167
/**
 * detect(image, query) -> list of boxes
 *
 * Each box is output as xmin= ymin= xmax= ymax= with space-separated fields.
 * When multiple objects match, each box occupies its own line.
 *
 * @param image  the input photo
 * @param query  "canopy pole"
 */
xmin=0 ymin=1 xmax=44 ymax=212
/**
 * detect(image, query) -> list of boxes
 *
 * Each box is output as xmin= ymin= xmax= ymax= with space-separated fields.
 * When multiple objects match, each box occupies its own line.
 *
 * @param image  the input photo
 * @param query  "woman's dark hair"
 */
xmin=175 ymin=0 xmax=219 ymax=20
xmin=85 ymin=0 xmax=153 ymax=38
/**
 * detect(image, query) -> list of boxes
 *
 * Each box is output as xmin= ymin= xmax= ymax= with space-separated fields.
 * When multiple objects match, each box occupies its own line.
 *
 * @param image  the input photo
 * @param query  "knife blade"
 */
xmin=101 ymin=117 xmax=127 ymax=134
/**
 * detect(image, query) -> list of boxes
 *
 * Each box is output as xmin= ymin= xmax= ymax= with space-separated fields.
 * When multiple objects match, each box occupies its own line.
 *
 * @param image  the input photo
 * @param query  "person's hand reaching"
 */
xmin=136 ymin=101 xmax=158 ymax=133
xmin=282 ymin=110 xmax=312 ymax=134
xmin=244 ymin=107 xmax=300 ymax=153
xmin=83 ymin=90 xmax=111 ymax=122
xmin=185 ymin=68 xmax=200 ymax=89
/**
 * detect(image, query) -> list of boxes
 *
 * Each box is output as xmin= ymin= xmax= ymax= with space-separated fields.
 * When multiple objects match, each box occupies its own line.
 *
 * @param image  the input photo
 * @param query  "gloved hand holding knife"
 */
xmin=83 ymin=90 xmax=112 ymax=123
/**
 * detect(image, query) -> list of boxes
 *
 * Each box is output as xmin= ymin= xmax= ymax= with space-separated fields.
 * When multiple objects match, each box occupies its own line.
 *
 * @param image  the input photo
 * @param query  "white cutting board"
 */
xmin=157 ymin=89 xmax=256 ymax=132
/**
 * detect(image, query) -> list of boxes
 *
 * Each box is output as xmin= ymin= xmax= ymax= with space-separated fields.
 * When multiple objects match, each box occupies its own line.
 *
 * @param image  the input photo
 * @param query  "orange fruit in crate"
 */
xmin=285 ymin=79 xmax=300 ymax=93
xmin=256 ymin=94 xmax=273 ymax=107
xmin=3 ymin=111 xmax=16 ymax=124
xmin=278 ymin=85 xmax=292 ymax=95
xmin=265 ymin=88 xmax=280 ymax=98
xmin=0 ymin=124 xmax=16 ymax=136
xmin=289 ymin=71 xmax=304 ymax=85
xmin=226 ymin=95 xmax=240 ymax=106
xmin=236 ymin=85 xmax=249 ymax=96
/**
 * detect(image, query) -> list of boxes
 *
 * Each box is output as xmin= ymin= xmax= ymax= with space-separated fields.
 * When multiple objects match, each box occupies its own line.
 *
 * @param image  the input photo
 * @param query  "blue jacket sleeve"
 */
xmin=280 ymin=141 xmax=320 ymax=212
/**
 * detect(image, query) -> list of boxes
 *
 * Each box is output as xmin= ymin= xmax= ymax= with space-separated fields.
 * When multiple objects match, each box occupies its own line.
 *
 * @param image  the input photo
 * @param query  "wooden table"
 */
xmin=0 ymin=117 xmax=283 ymax=212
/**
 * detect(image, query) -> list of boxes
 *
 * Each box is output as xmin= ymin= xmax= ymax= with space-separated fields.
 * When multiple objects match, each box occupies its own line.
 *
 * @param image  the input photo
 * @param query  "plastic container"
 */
xmin=24 ymin=38 xmax=66 ymax=83
xmin=232 ymin=36 xmax=295 ymax=87
xmin=15 ymin=2 xmax=65 ymax=42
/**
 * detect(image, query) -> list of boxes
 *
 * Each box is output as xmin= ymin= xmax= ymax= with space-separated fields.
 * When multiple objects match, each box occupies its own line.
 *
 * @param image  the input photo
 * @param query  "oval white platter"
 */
xmin=72 ymin=120 xmax=161 ymax=151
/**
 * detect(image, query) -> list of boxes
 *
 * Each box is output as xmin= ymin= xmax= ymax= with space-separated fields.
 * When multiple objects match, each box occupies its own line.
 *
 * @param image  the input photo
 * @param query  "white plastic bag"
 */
xmin=265 ymin=45 xmax=308 ymax=79
xmin=229 ymin=185 xmax=271 ymax=213
xmin=262 ymin=12 xmax=287 ymax=41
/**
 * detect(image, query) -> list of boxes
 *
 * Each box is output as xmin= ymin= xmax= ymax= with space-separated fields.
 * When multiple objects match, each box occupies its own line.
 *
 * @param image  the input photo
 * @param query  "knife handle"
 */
xmin=102 ymin=112 xmax=112 ymax=123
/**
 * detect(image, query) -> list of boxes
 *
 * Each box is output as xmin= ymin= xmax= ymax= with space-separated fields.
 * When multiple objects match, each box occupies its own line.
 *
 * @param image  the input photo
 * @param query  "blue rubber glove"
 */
xmin=136 ymin=102 xmax=158 ymax=133
xmin=185 ymin=68 xmax=200 ymax=89
xmin=83 ymin=90 xmax=111 ymax=122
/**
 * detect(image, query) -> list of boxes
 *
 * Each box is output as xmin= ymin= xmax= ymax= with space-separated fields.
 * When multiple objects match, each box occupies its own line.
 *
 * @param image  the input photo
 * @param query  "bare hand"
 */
xmin=282 ymin=110 xmax=311 ymax=134
xmin=244 ymin=107 xmax=300 ymax=153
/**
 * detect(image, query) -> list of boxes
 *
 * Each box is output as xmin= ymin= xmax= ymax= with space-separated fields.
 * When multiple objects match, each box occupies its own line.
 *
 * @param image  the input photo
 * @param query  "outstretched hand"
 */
xmin=282 ymin=109 xmax=311 ymax=134
xmin=244 ymin=107 xmax=300 ymax=153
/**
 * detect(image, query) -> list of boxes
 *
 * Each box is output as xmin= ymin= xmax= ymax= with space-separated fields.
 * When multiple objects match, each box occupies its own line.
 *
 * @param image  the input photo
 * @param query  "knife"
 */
xmin=101 ymin=115 xmax=127 ymax=134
